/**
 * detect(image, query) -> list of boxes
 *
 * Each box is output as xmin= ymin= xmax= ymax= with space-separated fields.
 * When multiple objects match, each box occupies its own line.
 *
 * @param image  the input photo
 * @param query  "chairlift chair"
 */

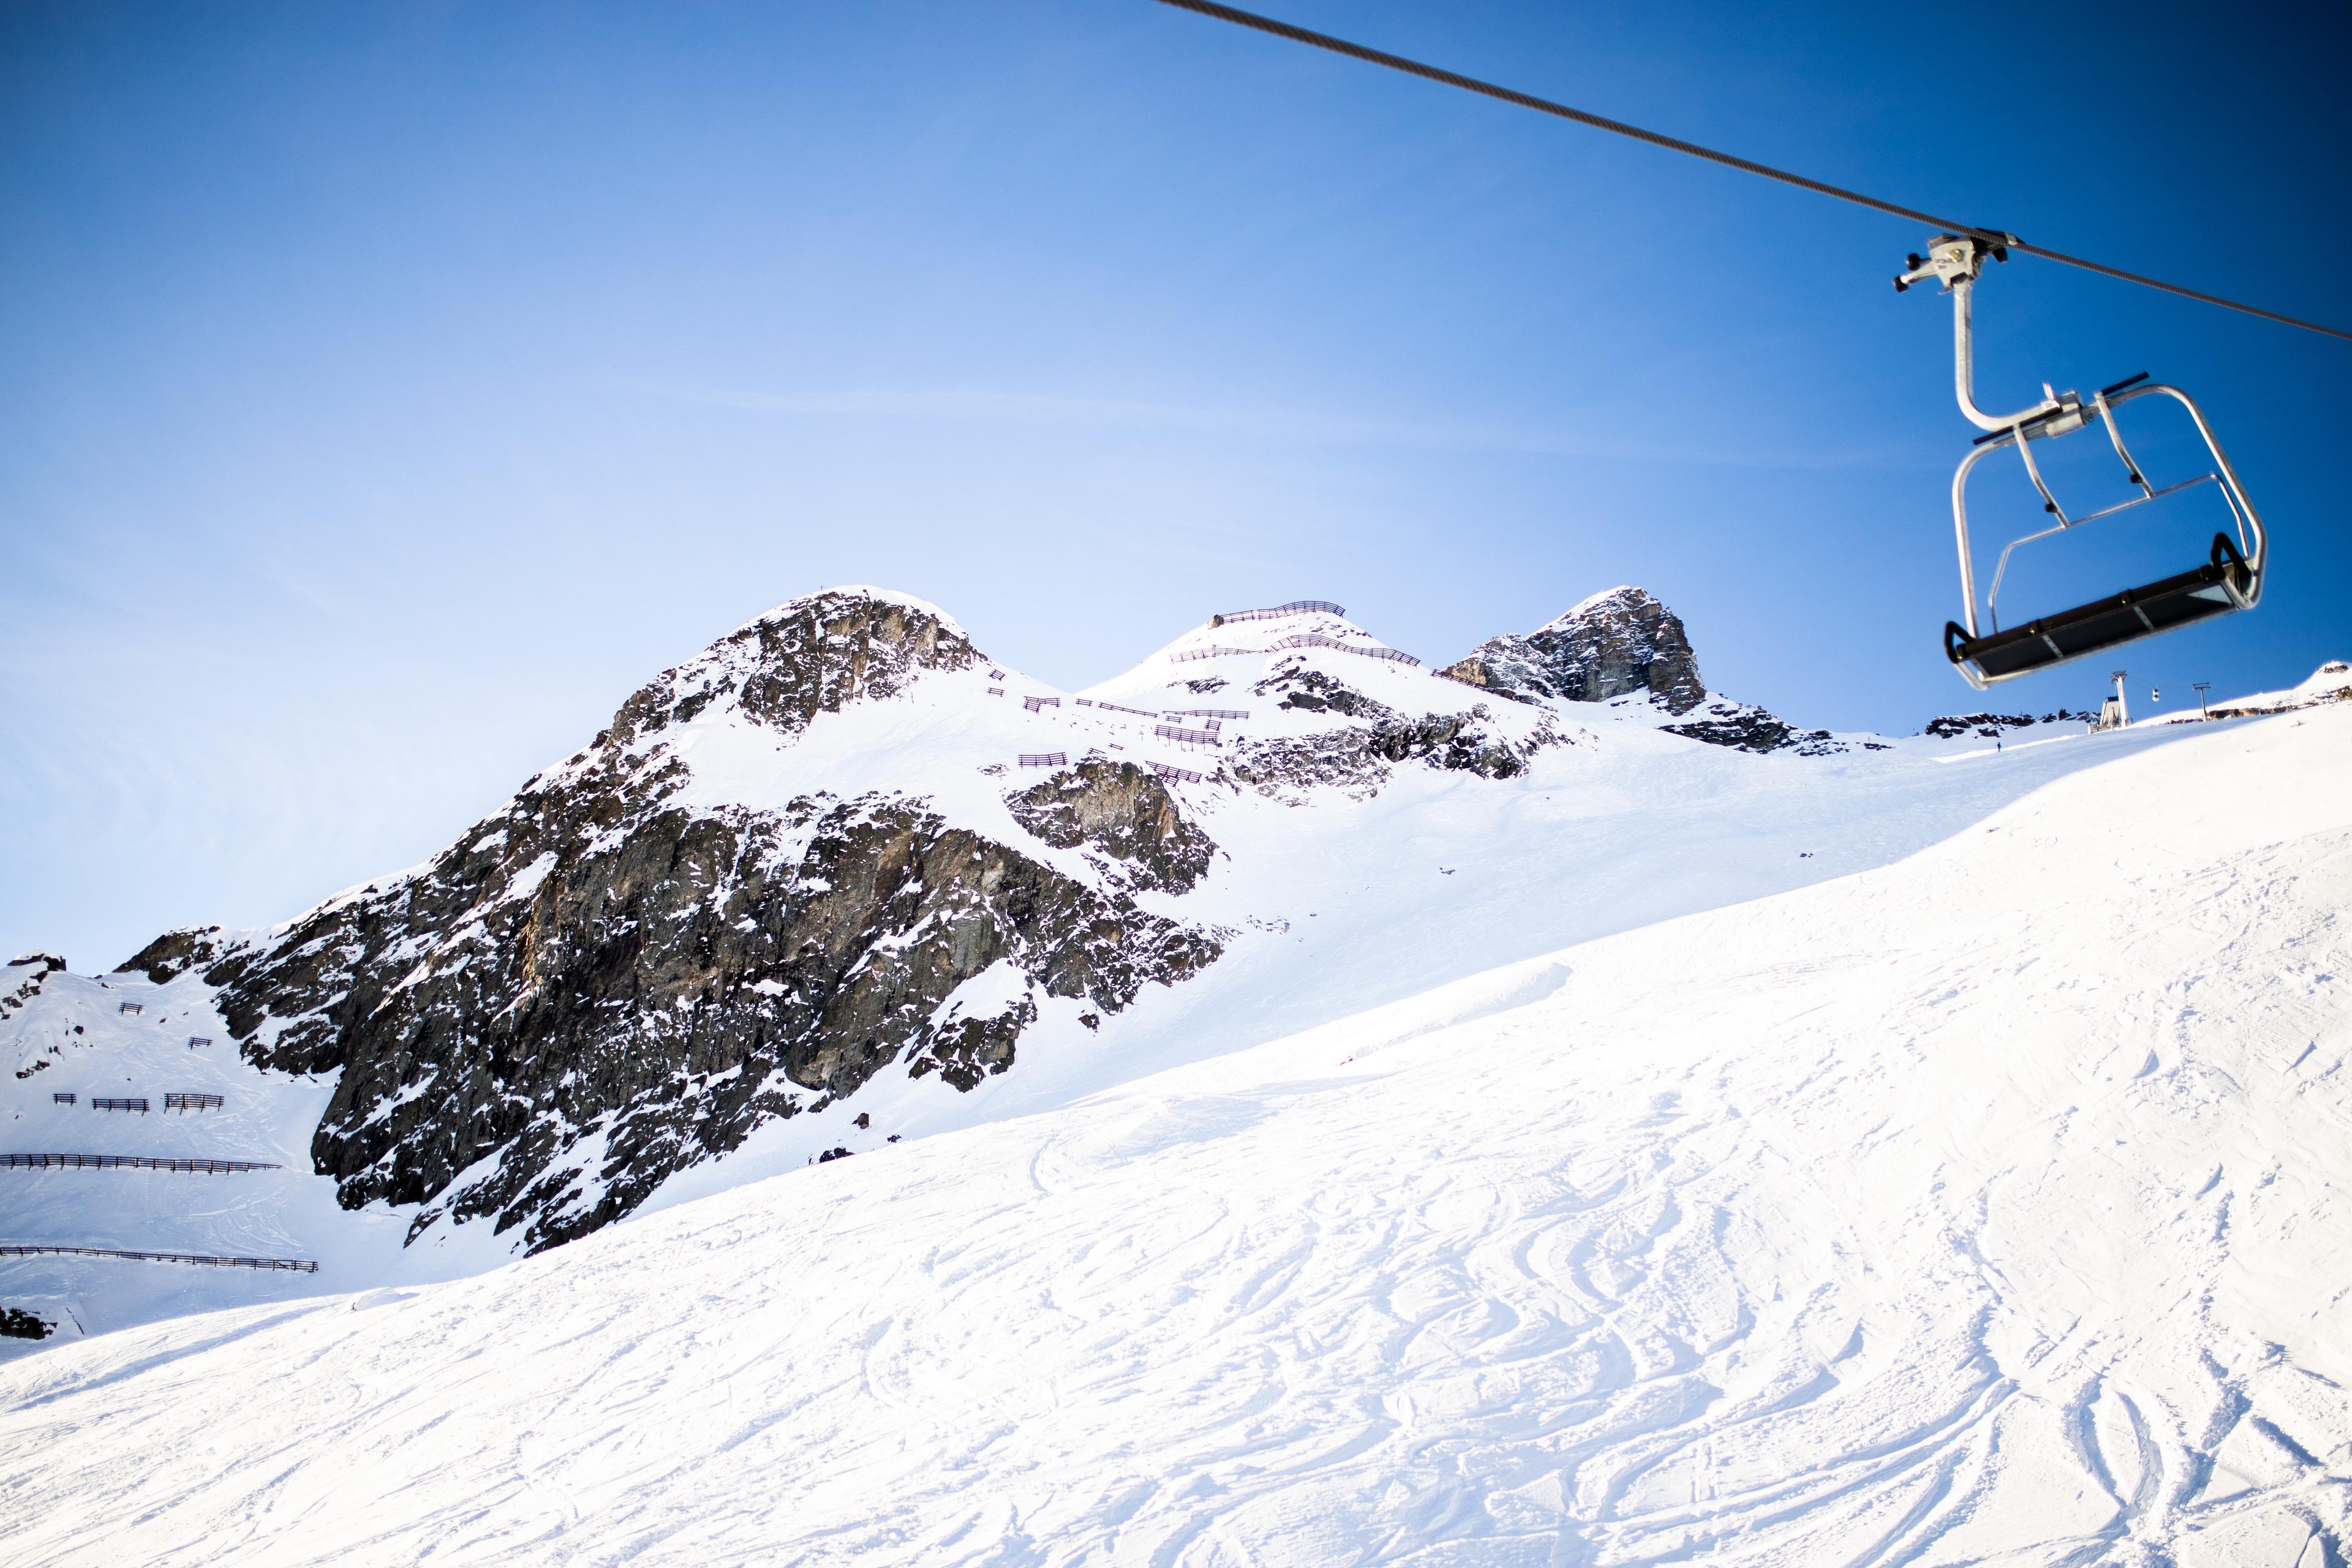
xmin=1896 ymin=236 xmax=2266 ymax=689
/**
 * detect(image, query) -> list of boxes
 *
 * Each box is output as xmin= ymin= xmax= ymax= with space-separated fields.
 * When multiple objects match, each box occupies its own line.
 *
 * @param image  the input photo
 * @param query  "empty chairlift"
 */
xmin=1897 ymin=236 xmax=2265 ymax=688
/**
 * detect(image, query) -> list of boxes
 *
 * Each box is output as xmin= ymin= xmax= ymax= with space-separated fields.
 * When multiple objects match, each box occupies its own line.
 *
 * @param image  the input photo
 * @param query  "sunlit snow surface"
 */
xmin=1 ymin=606 xmax=2176 ymax=1321
xmin=4 ymin=704 xmax=2348 ymax=1565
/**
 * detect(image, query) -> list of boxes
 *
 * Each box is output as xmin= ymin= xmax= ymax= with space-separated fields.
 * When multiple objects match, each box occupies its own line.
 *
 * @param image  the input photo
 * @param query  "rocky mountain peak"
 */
xmin=109 ymin=584 xmax=1231 ymax=1257
xmin=608 ymin=587 xmax=981 ymax=750
xmin=1440 ymin=586 xmax=1707 ymax=715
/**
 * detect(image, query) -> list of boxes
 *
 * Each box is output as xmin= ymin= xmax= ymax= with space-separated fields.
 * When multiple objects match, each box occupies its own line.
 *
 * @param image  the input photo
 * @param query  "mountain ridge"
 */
xmin=21 ymin=581 xmax=2266 ymax=1300
xmin=11 ymin=694 xmax=2348 ymax=1565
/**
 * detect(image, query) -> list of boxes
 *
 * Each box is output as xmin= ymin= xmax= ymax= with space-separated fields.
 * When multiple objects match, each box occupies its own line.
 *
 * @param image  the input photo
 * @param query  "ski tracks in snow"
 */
xmin=5 ymin=713 xmax=2352 ymax=1566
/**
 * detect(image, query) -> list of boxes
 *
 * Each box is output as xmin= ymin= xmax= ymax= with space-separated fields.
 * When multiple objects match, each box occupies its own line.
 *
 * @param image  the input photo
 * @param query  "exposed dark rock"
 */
xmin=1922 ymin=712 xmax=2032 ymax=739
xmin=608 ymin=590 xmax=981 ymax=749
xmin=1918 ymin=710 xmax=2098 ymax=739
xmin=7 ymin=952 xmax=66 ymax=974
xmin=115 ymin=929 xmax=223 ymax=986
xmin=117 ymin=590 xmax=1221 ymax=1256
xmin=2 ymin=957 xmax=61 ymax=1025
xmin=1661 ymin=698 xmax=1844 ymax=757
xmin=1442 ymin=587 xmax=1707 ymax=715
xmin=911 ymin=987 xmax=1038 ymax=1091
xmin=1005 ymin=760 xmax=1218 ymax=895
xmin=1253 ymin=666 xmax=1390 ymax=718
xmin=1226 ymin=704 xmax=1554 ymax=801
xmin=0 ymin=1307 xmax=53 ymax=1341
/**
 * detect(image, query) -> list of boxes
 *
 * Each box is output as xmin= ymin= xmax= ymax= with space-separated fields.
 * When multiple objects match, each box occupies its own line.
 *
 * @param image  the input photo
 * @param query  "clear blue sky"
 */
xmin=5 ymin=0 xmax=2346 ymax=971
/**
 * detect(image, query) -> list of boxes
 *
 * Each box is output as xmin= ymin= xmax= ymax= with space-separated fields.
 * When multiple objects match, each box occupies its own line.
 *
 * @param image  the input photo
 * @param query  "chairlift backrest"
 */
xmin=1898 ymin=236 xmax=2266 ymax=689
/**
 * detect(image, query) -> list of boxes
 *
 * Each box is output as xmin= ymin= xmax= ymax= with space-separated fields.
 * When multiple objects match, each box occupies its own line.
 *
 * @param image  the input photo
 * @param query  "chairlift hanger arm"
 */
xmin=1145 ymin=0 xmax=2352 ymax=343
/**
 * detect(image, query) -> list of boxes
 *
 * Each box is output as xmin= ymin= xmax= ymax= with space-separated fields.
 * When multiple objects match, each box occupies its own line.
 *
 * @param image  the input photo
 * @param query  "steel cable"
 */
xmin=1148 ymin=0 xmax=2351 ymax=343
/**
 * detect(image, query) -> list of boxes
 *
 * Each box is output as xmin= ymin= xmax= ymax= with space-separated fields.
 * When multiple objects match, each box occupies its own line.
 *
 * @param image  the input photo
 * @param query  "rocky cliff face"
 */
xmin=6 ymin=955 xmax=67 ymax=1079
xmin=1223 ymin=661 xmax=1562 ymax=802
xmin=1441 ymin=587 xmax=1708 ymax=714
xmin=1660 ymin=698 xmax=1849 ymax=756
xmin=103 ymin=579 xmax=1845 ymax=1263
xmin=1441 ymin=587 xmax=1845 ymax=755
xmin=1920 ymin=710 xmax=2095 ymax=738
xmin=121 ymin=592 xmax=1224 ymax=1254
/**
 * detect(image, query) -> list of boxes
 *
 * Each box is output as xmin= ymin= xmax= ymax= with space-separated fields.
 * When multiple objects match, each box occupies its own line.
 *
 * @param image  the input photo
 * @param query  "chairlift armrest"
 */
xmin=2098 ymin=371 xmax=2150 ymax=398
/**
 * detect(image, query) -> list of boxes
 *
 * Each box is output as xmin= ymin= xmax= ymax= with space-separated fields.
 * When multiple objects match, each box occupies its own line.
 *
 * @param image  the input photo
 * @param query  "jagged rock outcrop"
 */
xmin=1920 ymin=711 xmax=2095 ymax=738
xmin=1005 ymin=761 xmax=1218 ymax=895
xmin=1441 ymin=587 xmax=1708 ymax=715
xmin=1661 ymin=698 xmax=1845 ymax=757
xmin=1256 ymin=666 xmax=1388 ymax=719
xmin=119 ymin=591 xmax=1223 ymax=1254
xmin=1223 ymin=662 xmax=1556 ymax=799
xmin=610 ymin=590 xmax=982 ymax=747
xmin=1441 ymin=588 xmax=1853 ymax=756
xmin=3 ymin=955 xmax=62 ymax=1032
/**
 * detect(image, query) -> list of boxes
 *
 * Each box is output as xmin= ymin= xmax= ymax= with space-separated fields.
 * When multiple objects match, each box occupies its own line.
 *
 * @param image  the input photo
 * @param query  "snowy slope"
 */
xmin=0 ymin=965 xmax=510 ymax=1362
xmin=4 ymin=701 xmax=2347 ymax=1566
xmin=637 ymin=605 xmax=2226 ymax=1212
xmin=1 ymin=587 xmax=2275 ymax=1355
xmin=2155 ymin=658 xmax=2352 ymax=723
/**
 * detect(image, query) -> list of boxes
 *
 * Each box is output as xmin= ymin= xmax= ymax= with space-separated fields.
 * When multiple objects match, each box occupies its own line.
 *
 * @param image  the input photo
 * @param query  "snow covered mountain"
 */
xmin=12 ymin=583 xmax=1831 ymax=1282
xmin=5 ymin=671 xmax=2348 ymax=1566
xmin=107 ymin=589 xmax=1227 ymax=1256
xmin=4 ymin=586 xmax=2338 ymax=1365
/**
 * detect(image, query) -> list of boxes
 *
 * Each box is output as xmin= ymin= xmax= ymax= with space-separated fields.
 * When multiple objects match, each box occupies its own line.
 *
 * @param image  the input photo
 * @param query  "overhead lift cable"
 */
xmin=1147 ymin=0 xmax=2351 ymax=343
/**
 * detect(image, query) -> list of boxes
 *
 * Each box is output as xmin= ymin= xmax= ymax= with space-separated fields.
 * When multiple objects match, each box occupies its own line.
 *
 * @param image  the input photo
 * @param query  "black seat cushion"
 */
xmin=1949 ymin=533 xmax=2252 ymax=680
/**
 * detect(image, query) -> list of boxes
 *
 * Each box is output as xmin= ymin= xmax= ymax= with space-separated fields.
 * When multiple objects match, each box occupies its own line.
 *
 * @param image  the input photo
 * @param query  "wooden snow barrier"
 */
xmin=1215 ymin=600 xmax=1344 ymax=624
xmin=187 ymin=1036 xmax=213 ymax=1049
xmin=1265 ymin=632 xmax=1422 ymax=666
xmin=118 ymin=1002 xmax=144 ymax=1016
xmin=1164 ymin=707 xmax=1247 ymax=720
xmin=1017 ymin=753 xmax=1068 ymax=768
xmin=1074 ymin=698 xmax=1161 ymax=718
xmin=1169 ymin=645 xmax=1257 ymax=664
xmin=1022 ymin=695 xmax=1061 ymax=712
xmin=1155 ymin=725 xmax=1223 ymax=748
xmin=0 ymin=1243 xmax=317 ymax=1273
xmin=1147 ymin=761 xmax=1204 ymax=783
xmin=164 ymin=1092 xmax=225 ymax=1113
xmin=987 ymin=687 xmax=1004 ymax=696
xmin=3 ymin=1153 xmax=283 ymax=1172
xmin=91 ymin=1097 xmax=149 ymax=1114
xmin=51 ymin=1093 xmax=75 ymax=1106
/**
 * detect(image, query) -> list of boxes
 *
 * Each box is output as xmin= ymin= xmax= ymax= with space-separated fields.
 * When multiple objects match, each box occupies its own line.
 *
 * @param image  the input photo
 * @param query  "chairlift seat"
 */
xmin=1900 ymin=238 xmax=2267 ymax=690
xmin=1945 ymin=533 xmax=2252 ymax=684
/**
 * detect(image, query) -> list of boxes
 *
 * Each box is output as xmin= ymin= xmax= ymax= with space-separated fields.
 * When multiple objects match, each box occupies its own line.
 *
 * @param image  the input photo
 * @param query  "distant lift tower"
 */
xmin=2194 ymin=681 xmax=2214 ymax=720
xmin=2095 ymin=670 xmax=2132 ymax=731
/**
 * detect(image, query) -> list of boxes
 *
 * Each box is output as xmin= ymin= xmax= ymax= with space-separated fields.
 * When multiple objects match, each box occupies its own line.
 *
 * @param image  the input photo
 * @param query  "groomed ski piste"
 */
xmin=4 ymin=615 xmax=2350 ymax=1563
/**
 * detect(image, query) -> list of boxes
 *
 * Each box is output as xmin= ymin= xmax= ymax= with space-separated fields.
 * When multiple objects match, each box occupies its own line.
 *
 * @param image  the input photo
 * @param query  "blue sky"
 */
xmin=5 ymin=0 xmax=2346 ymax=970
